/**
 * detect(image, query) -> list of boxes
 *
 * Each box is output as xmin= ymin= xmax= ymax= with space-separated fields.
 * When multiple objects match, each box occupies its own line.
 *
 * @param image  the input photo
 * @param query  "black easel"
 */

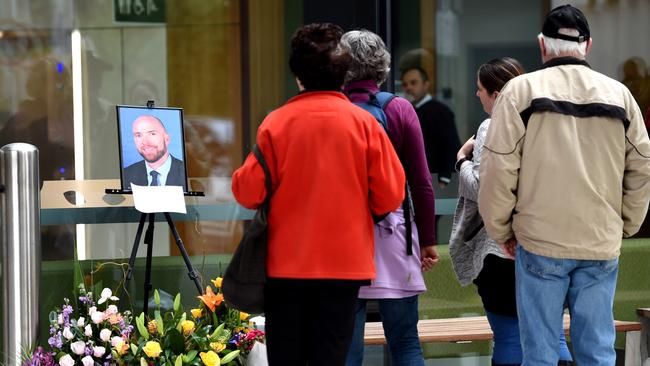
xmin=123 ymin=211 xmax=203 ymax=315
xmin=111 ymin=99 xmax=205 ymax=314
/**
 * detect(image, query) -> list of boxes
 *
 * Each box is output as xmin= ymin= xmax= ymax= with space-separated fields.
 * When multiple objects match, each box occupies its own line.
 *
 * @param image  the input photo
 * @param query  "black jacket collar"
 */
xmin=542 ymin=56 xmax=591 ymax=69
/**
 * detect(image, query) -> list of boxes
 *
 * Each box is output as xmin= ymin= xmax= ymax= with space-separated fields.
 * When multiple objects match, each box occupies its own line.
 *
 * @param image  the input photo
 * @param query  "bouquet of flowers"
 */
xmin=22 ymin=277 xmax=265 ymax=366
xmin=37 ymin=284 xmax=134 ymax=366
xmin=123 ymin=277 xmax=264 ymax=366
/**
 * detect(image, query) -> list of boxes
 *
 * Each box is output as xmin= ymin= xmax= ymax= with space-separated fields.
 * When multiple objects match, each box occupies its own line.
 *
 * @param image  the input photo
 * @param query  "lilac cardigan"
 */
xmin=346 ymin=80 xmax=436 ymax=298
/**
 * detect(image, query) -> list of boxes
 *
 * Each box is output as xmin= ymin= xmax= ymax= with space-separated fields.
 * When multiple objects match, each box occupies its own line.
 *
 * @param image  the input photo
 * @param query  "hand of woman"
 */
xmin=420 ymin=245 xmax=440 ymax=272
xmin=457 ymin=136 xmax=476 ymax=161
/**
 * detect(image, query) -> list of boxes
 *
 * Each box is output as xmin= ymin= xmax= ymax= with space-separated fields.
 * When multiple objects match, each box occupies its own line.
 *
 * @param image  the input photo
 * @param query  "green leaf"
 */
xmin=183 ymin=350 xmax=198 ymax=363
xmin=130 ymin=344 xmax=138 ymax=355
xmin=176 ymin=313 xmax=186 ymax=332
xmin=154 ymin=289 xmax=161 ymax=308
xmin=173 ymin=293 xmax=181 ymax=314
xmin=140 ymin=357 xmax=148 ymax=366
xmin=136 ymin=313 xmax=150 ymax=341
xmin=163 ymin=328 xmax=185 ymax=355
xmin=211 ymin=311 xmax=219 ymax=327
xmin=220 ymin=350 xmax=240 ymax=364
xmin=174 ymin=355 xmax=183 ymax=366
xmin=155 ymin=310 xmax=165 ymax=336
xmin=210 ymin=323 xmax=225 ymax=340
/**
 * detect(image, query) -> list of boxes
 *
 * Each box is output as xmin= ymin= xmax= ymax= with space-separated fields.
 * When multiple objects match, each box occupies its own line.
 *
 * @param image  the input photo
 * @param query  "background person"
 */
xmin=449 ymin=57 xmax=572 ymax=366
xmin=342 ymin=29 xmax=438 ymax=366
xmin=401 ymin=66 xmax=460 ymax=189
xmin=231 ymin=23 xmax=405 ymax=366
xmin=478 ymin=5 xmax=650 ymax=365
xmin=123 ymin=114 xmax=185 ymax=188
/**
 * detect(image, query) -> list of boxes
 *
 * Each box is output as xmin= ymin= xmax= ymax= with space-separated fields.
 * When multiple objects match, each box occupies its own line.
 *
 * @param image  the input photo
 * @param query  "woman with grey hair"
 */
xmin=341 ymin=29 xmax=438 ymax=366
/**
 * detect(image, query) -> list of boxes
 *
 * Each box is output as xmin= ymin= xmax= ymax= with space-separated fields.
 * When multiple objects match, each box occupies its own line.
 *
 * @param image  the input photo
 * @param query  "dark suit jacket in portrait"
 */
xmin=122 ymin=155 xmax=186 ymax=190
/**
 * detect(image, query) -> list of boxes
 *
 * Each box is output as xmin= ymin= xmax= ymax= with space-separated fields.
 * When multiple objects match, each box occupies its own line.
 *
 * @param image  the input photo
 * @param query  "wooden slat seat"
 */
xmin=364 ymin=315 xmax=641 ymax=345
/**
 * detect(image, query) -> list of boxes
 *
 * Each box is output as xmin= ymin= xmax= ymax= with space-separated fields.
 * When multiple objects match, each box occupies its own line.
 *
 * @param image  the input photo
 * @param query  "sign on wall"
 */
xmin=114 ymin=0 xmax=166 ymax=23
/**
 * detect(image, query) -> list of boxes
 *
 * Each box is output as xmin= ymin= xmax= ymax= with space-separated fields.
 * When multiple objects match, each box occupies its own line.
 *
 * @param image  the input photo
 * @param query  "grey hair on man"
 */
xmin=340 ymin=30 xmax=391 ymax=85
xmin=538 ymin=29 xmax=588 ymax=58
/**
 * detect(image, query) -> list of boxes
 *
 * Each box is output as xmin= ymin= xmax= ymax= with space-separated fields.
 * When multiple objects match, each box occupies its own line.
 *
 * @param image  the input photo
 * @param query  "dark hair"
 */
xmin=289 ymin=23 xmax=352 ymax=91
xmin=477 ymin=57 xmax=525 ymax=95
xmin=401 ymin=67 xmax=429 ymax=82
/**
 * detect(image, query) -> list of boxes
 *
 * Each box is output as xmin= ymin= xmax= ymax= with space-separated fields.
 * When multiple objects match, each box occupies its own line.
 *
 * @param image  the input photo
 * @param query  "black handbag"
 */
xmin=222 ymin=144 xmax=271 ymax=314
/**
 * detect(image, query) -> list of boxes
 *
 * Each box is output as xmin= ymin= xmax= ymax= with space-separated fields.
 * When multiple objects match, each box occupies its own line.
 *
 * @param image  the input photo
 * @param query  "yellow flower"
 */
xmin=181 ymin=320 xmax=195 ymax=336
xmin=143 ymin=341 xmax=162 ymax=358
xmin=147 ymin=320 xmax=158 ymax=335
xmin=210 ymin=342 xmax=226 ymax=353
xmin=239 ymin=311 xmax=249 ymax=321
xmin=211 ymin=277 xmax=223 ymax=288
xmin=191 ymin=308 xmax=203 ymax=318
xmin=199 ymin=351 xmax=221 ymax=366
xmin=114 ymin=339 xmax=130 ymax=355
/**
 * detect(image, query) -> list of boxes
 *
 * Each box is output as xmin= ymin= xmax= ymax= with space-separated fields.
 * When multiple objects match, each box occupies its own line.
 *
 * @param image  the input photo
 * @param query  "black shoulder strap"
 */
xmin=252 ymin=144 xmax=272 ymax=207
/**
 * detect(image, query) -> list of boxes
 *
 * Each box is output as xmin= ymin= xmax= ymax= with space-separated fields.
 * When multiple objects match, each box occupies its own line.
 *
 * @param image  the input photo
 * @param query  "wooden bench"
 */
xmin=636 ymin=308 xmax=650 ymax=366
xmin=364 ymin=315 xmax=644 ymax=365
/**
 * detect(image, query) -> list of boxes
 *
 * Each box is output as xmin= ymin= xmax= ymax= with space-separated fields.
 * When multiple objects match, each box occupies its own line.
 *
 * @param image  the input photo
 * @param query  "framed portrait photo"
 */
xmin=116 ymin=105 xmax=189 ymax=193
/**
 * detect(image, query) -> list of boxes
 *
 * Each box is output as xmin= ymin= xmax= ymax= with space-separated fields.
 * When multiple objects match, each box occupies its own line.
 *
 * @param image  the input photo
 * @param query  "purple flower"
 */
xmin=47 ymin=332 xmax=63 ymax=349
xmin=23 ymin=346 xmax=56 ymax=366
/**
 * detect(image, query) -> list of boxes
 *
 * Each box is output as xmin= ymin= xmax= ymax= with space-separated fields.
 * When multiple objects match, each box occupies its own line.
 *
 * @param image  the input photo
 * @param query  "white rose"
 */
xmin=77 ymin=317 xmax=85 ymax=327
xmin=84 ymin=325 xmax=92 ymax=337
xmin=59 ymin=354 xmax=75 ymax=366
xmin=91 ymin=311 xmax=104 ymax=324
xmin=111 ymin=336 xmax=123 ymax=348
xmin=106 ymin=305 xmax=118 ymax=315
xmin=70 ymin=341 xmax=86 ymax=355
xmin=99 ymin=329 xmax=111 ymax=342
xmin=93 ymin=346 xmax=106 ymax=358
xmin=87 ymin=306 xmax=97 ymax=315
xmin=63 ymin=327 xmax=75 ymax=340
xmin=81 ymin=356 xmax=94 ymax=366
xmin=58 ymin=314 xmax=64 ymax=325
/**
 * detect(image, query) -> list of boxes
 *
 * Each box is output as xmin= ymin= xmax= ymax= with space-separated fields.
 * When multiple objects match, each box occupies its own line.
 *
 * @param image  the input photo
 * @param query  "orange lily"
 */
xmin=197 ymin=286 xmax=224 ymax=312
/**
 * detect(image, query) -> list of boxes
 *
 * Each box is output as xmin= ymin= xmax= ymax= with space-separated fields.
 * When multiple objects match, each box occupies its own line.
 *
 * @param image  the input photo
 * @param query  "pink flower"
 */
xmin=59 ymin=354 xmax=75 ymax=366
xmin=70 ymin=341 xmax=86 ymax=355
xmin=84 ymin=325 xmax=92 ymax=337
xmin=91 ymin=311 xmax=104 ymax=324
xmin=99 ymin=329 xmax=111 ymax=342
xmin=63 ymin=327 xmax=74 ymax=340
xmin=81 ymin=356 xmax=94 ymax=366
xmin=77 ymin=317 xmax=86 ymax=327
xmin=93 ymin=346 xmax=106 ymax=358
xmin=111 ymin=336 xmax=123 ymax=348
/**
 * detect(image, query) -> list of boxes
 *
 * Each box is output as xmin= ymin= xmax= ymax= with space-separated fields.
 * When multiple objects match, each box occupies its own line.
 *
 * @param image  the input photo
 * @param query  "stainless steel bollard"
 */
xmin=1 ymin=143 xmax=40 ymax=366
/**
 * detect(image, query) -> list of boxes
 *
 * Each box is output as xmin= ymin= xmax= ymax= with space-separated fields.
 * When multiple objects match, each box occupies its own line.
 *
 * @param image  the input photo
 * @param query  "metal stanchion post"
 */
xmin=1 ymin=143 xmax=41 ymax=366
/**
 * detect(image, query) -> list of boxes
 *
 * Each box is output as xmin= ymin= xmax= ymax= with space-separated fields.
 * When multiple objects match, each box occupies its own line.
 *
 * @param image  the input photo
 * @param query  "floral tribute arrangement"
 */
xmin=23 ymin=277 xmax=264 ymax=366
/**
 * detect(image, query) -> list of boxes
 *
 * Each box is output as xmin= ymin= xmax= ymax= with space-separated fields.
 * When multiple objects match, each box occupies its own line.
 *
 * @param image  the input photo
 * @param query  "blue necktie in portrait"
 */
xmin=150 ymin=170 xmax=160 ymax=186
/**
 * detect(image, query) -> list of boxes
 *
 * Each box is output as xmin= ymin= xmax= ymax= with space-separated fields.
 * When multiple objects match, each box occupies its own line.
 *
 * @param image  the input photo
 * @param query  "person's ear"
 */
xmin=585 ymin=38 xmax=593 ymax=56
xmin=538 ymin=36 xmax=547 ymax=59
xmin=492 ymin=91 xmax=500 ymax=98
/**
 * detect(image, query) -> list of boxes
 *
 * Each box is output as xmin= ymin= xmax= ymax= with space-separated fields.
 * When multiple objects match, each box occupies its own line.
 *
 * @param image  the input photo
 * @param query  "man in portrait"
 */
xmin=123 ymin=114 xmax=185 ymax=189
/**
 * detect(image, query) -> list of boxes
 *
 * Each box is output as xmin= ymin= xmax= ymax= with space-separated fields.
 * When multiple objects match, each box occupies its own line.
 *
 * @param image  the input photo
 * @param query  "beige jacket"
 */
xmin=478 ymin=57 xmax=650 ymax=260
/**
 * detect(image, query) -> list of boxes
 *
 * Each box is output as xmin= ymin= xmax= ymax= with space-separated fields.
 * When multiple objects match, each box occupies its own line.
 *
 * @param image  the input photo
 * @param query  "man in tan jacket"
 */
xmin=477 ymin=5 xmax=650 ymax=366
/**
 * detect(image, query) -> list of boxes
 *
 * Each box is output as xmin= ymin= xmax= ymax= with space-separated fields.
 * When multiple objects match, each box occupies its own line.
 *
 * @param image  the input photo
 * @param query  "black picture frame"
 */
xmin=116 ymin=104 xmax=189 ymax=193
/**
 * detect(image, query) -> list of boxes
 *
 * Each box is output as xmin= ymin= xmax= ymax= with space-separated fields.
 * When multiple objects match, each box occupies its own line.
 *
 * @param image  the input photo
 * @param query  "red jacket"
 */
xmin=232 ymin=91 xmax=405 ymax=280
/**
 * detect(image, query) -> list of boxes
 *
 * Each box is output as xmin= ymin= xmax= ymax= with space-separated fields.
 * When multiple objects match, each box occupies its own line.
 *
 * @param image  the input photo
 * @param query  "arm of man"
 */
xmin=622 ymin=94 xmax=650 ymax=237
xmin=478 ymin=91 xmax=525 ymax=245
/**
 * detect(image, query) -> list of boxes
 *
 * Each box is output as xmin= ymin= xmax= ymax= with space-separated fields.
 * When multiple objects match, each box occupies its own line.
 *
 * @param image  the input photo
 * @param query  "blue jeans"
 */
xmin=515 ymin=246 xmax=618 ymax=366
xmin=346 ymin=295 xmax=424 ymax=366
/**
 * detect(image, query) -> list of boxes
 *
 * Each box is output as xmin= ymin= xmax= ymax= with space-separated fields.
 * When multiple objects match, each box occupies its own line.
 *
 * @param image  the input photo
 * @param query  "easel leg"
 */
xmin=120 ymin=213 xmax=147 ymax=310
xmin=164 ymin=212 xmax=203 ymax=295
xmin=142 ymin=213 xmax=156 ymax=315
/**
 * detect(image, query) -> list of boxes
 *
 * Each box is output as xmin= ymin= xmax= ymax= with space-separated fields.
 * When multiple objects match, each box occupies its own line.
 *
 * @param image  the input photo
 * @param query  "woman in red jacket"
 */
xmin=231 ymin=23 xmax=405 ymax=366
